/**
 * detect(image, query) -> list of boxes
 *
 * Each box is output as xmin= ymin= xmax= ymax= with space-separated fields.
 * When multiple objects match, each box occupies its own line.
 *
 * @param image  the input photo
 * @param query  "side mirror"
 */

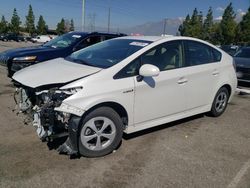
xmin=139 ymin=64 xmax=160 ymax=77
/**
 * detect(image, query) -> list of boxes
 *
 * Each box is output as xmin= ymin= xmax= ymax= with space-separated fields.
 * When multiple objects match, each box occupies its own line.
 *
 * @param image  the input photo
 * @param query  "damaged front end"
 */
xmin=14 ymin=84 xmax=82 ymax=155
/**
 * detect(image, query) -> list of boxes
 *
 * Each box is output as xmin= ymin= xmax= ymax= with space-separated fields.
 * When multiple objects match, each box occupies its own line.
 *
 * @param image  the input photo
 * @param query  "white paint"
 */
xmin=14 ymin=36 xmax=237 ymax=133
xmin=227 ymin=159 xmax=250 ymax=188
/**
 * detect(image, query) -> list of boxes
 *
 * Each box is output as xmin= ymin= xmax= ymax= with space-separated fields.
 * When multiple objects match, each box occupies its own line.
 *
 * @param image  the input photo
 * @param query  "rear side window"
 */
xmin=184 ymin=40 xmax=221 ymax=66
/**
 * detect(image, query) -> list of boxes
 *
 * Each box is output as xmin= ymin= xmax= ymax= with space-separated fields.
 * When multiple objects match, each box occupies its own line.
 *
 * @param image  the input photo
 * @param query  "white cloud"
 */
xmin=214 ymin=8 xmax=246 ymax=22
xmin=216 ymin=7 xmax=225 ymax=12
xmin=237 ymin=9 xmax=246 ymax=16
xmin=236 ymin=9 xmax=246 ymax=22
xmin=215 ymin=16 xmax=222 ymax=21
xmin=177 ymin=17 xmax=185 ymax=21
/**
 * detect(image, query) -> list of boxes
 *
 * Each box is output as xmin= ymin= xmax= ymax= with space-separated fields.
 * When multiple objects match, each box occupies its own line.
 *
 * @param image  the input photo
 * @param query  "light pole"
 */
xmin=163 ymin=18 xmax=167 ymax=35
xmin=108 ymin=7 xmax=111 ymax=33
xmin=82 ymin=0 xmax=86 ymax=31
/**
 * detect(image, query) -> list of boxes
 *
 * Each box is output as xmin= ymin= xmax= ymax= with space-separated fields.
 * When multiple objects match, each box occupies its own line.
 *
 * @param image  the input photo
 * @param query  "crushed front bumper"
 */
xmin=57 ymin=116 xmax=81 ymax=155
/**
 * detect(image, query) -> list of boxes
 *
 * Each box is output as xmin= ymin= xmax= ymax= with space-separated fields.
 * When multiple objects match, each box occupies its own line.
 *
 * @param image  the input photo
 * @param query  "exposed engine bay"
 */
xmin=14 ymin=84 xmax=80 ymax=155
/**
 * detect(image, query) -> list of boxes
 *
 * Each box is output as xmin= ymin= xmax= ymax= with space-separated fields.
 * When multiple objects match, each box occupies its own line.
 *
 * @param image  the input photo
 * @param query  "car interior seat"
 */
xmin=160 ymin=48 xmax=180 ymax=70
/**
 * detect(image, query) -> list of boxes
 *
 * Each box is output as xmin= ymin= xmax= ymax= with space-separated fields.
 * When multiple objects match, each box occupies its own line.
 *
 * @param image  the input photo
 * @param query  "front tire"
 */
xmin=78 ymin=107 xmax=123 ymax=157
xmin=209 ymin=87 xmax=229 ymax=117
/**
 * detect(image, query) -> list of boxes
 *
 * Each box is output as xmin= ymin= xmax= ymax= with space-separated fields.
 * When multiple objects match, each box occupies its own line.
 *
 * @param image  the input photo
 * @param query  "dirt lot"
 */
xmin=0 ymin=41 xmax=250 ymax=188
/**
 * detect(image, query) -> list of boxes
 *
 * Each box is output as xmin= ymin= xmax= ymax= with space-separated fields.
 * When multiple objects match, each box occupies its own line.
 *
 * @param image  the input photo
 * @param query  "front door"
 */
xmin=134 ymin=40 xmax=188 ymax=125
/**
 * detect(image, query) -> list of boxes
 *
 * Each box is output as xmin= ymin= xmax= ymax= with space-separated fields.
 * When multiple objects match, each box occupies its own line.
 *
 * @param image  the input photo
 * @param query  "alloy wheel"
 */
xmin=80 ymin=117 xmax=116 ymax=151
xmin=215 ymin=91 xmax=228 ymax=113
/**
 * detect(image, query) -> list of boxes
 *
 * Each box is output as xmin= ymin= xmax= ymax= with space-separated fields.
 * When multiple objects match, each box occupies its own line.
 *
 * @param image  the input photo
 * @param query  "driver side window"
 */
xmin=141 ymin=41 xmax=183 ymax=71
xmin=113 ymin=41 xmax=184 ymax=79
xmin=75 ymin=36 xmax=102 ymax=51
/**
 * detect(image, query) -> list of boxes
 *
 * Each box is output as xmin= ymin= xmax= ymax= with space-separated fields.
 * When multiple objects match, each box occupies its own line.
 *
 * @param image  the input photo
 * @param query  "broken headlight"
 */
xmin=60 ymin=86 xmax=83 ymax=95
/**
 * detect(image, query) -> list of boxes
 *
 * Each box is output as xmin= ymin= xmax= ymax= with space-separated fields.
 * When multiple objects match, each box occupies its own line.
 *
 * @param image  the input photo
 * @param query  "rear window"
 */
xmin=184 ymin=40 xmax=221 ymax=66
xmin=235 ymin=48 xmax=250 ymax=58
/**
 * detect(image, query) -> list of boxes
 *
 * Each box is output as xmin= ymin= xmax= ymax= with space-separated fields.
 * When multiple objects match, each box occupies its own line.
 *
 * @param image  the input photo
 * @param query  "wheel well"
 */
xmin=222 ymin=84 xmax=232 ymax=97
xmin=86 ymin=102 xmax=128 ymax=129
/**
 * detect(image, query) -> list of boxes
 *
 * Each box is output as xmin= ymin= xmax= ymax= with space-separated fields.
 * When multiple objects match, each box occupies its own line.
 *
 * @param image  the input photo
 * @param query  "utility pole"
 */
xmin=108 ymin=7 xmax=111 ymax=33
xmin=88 ymin=13 xmax=96 ymax=32
xmin=82 ymin=0 xmax=86 ymax=31
xmin=93 ymin=13 xmax=96 ymax=31
xmin=163 ymin=18 xmax=167 ymax=35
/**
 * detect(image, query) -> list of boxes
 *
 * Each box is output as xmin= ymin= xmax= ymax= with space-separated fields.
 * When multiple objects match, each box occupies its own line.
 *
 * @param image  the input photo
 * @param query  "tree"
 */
xmin=179 ymin=8 xmax=203 ymax=38
xmin=25 ymin=4 xmax=35 ymax=35
xmin=0 ymin=16 xmax=8 ymax=34
xmin=178 ymin=14 xmax=191 ymax=36
xmin=189 ymin=8 xmax=203 ymax=38
xmin=70 ymin=19 xmax=74 ymax=31
xmin=10 ymin=8 xmax=21 ymax=34
xmin=36 ymin=15 xmax=47 ymax=35
xmin=237 ymin=7 xmax=250 ymax=44
xmin=56 ymin=18 xmax=66 ymax=35
xmin=211 ymin=22 xmax=223 ymax=45
xmin=203 ymin=7 xmax=214 ymax=42
xmin=220 ymin=2 xmax=237 ymax=44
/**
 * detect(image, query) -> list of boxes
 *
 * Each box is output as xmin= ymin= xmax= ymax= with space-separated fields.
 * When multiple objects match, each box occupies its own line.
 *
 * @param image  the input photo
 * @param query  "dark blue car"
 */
xmin=234 ymin=47 xmax=250 ymax=86
xmin=0 ymin=31 xmax=125 ymax=77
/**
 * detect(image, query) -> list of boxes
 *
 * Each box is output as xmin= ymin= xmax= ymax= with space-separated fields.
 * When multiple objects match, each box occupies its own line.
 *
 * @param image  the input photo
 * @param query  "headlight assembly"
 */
xmin=13 ymin=56 xmax=37 ymax=62
xmin=61 ymin=86 xmax=83 ymax=95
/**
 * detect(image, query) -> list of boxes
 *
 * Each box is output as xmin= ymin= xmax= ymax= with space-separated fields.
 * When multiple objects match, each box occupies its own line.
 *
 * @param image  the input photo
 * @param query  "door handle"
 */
xmin=212 ymin=69 xmax=219 ymax=76
xmin=178 ymin=77 xmax=188 ymax=84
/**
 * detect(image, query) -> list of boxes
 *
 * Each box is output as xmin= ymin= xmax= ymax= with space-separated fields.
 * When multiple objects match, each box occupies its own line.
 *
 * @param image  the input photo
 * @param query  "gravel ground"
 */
xmin=0 ymin=41 xmax=250 ymax=188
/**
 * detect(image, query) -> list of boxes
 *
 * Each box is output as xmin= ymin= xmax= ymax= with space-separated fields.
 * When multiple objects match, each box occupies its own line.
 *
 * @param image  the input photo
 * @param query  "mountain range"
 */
xmin=79 ymin=18 xmax=183 ymax=35
xmin=121 ymin=18 xmax=183 ymax=35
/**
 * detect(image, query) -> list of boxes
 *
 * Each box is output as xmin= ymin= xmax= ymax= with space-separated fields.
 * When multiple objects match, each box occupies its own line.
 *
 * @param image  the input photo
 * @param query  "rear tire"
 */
xmin=209 ymin=87 xmax=229 ymax=117
xmin=78 ymin=107 xmax=123 ymax=157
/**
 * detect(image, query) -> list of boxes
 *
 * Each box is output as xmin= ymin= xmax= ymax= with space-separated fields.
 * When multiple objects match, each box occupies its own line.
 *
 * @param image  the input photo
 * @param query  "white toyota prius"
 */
xmin=13 ymin=36 xmax=237 ymax=157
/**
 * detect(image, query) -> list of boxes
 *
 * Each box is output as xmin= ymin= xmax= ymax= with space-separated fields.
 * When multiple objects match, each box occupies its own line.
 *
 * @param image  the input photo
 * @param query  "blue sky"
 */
xmin=0 ymin=0 xmax=249 ymax=31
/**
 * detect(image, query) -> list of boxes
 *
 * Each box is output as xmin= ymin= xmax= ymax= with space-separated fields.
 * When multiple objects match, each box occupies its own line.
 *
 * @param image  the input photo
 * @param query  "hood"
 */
xmin=2 ymin=45 xmax=57 ymax=57
xmin=234 ymin=57 xmax=250 ymax=68
xmin=12 ymin=58 xmax=102 ymax=88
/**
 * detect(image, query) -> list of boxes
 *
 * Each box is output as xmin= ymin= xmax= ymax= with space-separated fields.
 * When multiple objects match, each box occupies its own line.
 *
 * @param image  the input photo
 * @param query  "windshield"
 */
xmin=66 ymin=39 xmax=151 ymax=68
xmin=235 ymin=48 xmax=250 ymax=58
xmin=43 ymin=33 xmax=85 ymax=48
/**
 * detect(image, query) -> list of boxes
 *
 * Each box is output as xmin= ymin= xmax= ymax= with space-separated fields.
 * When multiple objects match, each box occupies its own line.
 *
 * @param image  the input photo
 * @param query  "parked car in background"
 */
xmin=0 ymin=33 xmax=6 ymax=41
xmin=0 ymin=33 xmax=26 ymax=42
xmin=0 ymin=31 xmax=126 ymax=77
xmin=234 ymin=47 xmax=250 ymax=85
xmin=12 ymin=36 xmax=237 ymax=157
xmin=221 ymin=45 xmax=240 ymax=56
xmin=31 ymin=35 xmax=52 ymax=43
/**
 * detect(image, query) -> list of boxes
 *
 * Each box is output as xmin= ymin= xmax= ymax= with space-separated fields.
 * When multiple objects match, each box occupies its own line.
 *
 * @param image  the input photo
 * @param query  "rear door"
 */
xmin=183 ymin=40 xmax=222 ymax=110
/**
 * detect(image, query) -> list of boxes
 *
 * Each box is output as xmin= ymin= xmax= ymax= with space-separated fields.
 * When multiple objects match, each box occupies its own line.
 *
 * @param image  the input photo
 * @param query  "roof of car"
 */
xmin=116 ymin=36 xmax=223 ymax=49
xmin=68 ymin=31 xmax=126 ymax=36
xmin=241 ymin=46 xmax=250 ymax=49
xmin=118 ymin=36 xmax=168 ymax=42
